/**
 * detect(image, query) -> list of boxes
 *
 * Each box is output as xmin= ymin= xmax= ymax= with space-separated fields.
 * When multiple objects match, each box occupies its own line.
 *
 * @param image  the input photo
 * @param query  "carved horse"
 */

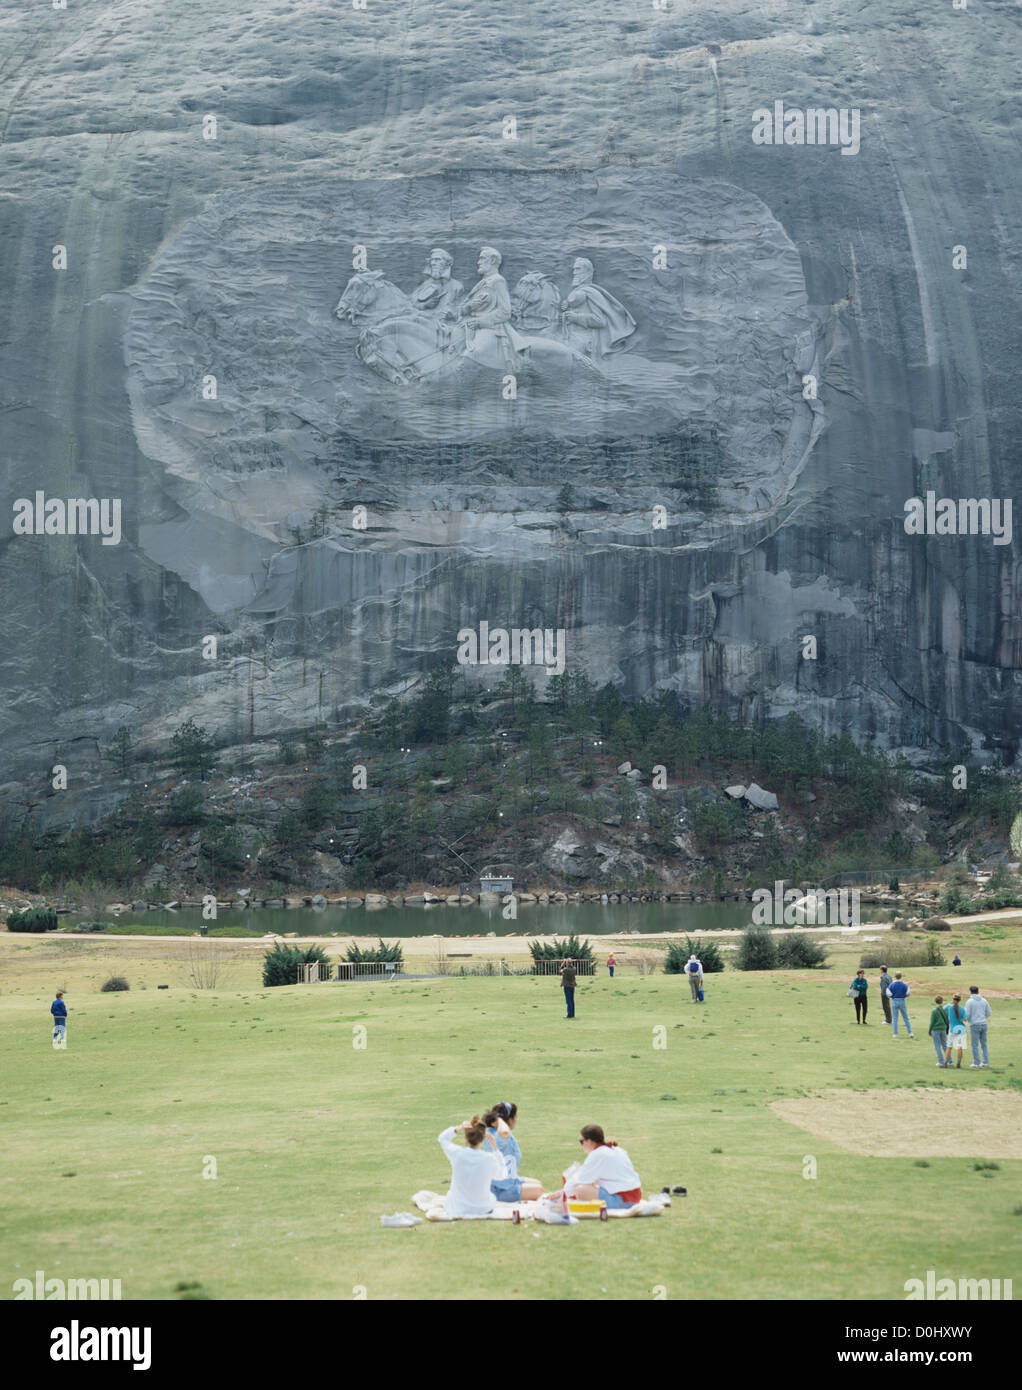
xmin=335 ymin=270 xmax=593 ymax=385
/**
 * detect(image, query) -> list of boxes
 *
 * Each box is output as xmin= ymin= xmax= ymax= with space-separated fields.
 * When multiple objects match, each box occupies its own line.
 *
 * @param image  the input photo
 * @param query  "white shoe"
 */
xmin=969 ymin=1063 xmax=981 ymax=1068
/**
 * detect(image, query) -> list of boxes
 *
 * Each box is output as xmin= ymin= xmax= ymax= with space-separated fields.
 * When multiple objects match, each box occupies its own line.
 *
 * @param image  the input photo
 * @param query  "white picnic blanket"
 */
xmin=411 ymin=1189 xmax=665 ymax=1221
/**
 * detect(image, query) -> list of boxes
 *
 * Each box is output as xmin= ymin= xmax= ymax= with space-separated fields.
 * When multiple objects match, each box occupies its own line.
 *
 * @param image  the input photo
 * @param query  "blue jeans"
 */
xmin=563 ymin=987 xmax=575 ymax=1018
xmin=891 ymin=999 xmax=912 ymax=1035
xmin=931 ymin=1030 xmax=947 ymax=1063
xmin=970 ymin=1023 xmax=989 ymax=1065
xmin=598 ymin=1186 xmax=637 ymax=1210
xmin=608 ymin=966 xmax=614 ymax=977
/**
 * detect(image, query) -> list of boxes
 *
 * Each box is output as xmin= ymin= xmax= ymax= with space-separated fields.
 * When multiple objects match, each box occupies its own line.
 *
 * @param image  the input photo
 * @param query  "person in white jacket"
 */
xmin=686 ymin=954 xmax=704 ymax=1003
xmin=561 ymin=1124 xmax=644 ymax=1212
xmin=437 ymin=1117 xmax=505 ymax=1218
xmin=965 ymin=986 xmax=992 ymax=1068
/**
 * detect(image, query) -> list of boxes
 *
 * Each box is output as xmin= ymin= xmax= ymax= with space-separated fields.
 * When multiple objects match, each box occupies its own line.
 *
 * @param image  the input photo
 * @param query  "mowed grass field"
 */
xmin=1 ymin=923 xmax=1020 ymax=1301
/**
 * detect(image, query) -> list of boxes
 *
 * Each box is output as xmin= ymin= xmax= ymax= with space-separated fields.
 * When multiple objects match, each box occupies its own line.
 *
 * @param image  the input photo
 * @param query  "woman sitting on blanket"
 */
xmin=562 ymin=1124 xmax=644 ymax=1213
xmin=482 ymin=1101 xmax=545 ymax=1203
xmin=437 ymin=1117 xmax=505 ymax=1218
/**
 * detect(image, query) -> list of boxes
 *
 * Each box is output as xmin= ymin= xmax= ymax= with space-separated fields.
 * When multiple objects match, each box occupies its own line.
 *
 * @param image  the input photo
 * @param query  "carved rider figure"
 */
xmin=409 ymin=248 xmax=463 ymax=317
xmin=454 ymin=247 xmax=530 ymax=369
xmin=560 ymin=257 xmax=637 ymax=357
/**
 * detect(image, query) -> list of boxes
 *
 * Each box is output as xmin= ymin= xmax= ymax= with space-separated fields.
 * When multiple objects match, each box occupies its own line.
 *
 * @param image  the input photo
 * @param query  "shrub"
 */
xmin=888 ymin=877 xmax=900 ymax=892
xmin=170 ymin=718 xmax=217 ymax=780
xmin=344 ymin=940 xmax=403 ymax=966
xmin=986 ymin=861 xmax=1013 ymax=892
xmin=735 ymin=927 xmax=778 ymax=971
xmin=859 ymin=939 xmax=945 ymax=969
xmin=922 ymin=916 xmax=951 ymax=932
xmin=6 ymin=907 xmax=59 ymax=932
xmin=262 ymin=944 xmax=330 ymax=988
xmin=938 ymin=883 xmax=969 ymax=914
xmin=73 ymin=921 xmax=108 ymax=933
xmin=529 ymin=935 xmax=595 ymax=973
xmin=665 ymin=937 xmax=725 ymax=974
xmin=776 ymin=933 xmax=829 ymax=968
xmin=162 ymin=787 xmax=205 ymax=826
xmin=348 ymin=859 xmax=376 ymax=890
xmin=101 ymin=976 xmax=130 ymax=992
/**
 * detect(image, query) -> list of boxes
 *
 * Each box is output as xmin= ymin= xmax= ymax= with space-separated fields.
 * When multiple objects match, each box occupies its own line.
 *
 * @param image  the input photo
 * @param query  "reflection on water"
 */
xmin=74 ymin=900 xmax=776 ymax=938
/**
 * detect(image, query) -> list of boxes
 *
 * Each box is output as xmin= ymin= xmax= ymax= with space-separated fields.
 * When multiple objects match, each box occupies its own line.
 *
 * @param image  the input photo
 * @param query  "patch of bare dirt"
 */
xmin=771 ymin=1087 xmax=1022 ymax=1158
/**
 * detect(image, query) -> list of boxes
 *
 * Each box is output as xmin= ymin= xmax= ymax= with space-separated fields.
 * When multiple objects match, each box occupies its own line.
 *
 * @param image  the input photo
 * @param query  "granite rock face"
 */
xmin=1 ymin=0 xmax=1021 ymax=805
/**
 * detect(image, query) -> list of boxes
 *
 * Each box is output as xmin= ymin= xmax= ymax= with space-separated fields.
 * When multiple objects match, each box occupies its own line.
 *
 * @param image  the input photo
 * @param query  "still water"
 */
xmin=77 ymin=899 xmax=881 ymax=939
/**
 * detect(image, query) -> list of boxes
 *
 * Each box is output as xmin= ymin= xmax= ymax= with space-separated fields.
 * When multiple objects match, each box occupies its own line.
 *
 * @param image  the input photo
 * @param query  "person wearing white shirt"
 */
xmin=562 ymin=1124 xmax=643 ymax=1212
xmin=686 ymin=955 xmax=704 ymax=1003
xmin=437 ymin=1117 xmax=505 ymax=1218
xmin=965 ymin=986 xmax=992 ymax=1068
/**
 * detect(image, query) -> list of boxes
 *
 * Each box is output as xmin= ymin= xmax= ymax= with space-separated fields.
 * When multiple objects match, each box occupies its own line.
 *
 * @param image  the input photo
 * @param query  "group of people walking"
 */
xmin=849 ymin=969 xmax=992 ymax=1065
xmin=437 ymin=1102 xmax=651 ymax=1218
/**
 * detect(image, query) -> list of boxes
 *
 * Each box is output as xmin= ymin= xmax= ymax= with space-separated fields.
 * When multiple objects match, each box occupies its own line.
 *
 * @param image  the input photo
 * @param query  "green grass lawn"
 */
xmin=1 ymin=928 xmax=1020 ymax=1300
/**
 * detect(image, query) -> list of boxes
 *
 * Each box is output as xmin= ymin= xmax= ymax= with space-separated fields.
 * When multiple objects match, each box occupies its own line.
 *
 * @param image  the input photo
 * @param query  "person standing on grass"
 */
xmin=850 ymin=968 xmax=869 ymax=1023
xmin=606 ymin=952 xmax=616 ymax=979
xmin=944 ymin=994 xmax=968 ymax=1067
xmin=878 ymin=965 xmax=893 ymax=1025
xmin=929 ymin=995 xmax=950 ymax=1066
xmin=887 ymin=972 xmax=914 ymax=1038
xmin=686 ymin=953 xmax=704 ymax=1003
xmin=965 ymin=986 xmax=991 ymax=1068
xmin=561 ymin=959 xmax=577 ymax=1018
xmin=50 ymin=990 xmax=67 ymax=1049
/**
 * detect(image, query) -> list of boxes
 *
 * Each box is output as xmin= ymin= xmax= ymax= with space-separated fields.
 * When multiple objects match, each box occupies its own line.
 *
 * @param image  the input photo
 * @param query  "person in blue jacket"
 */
xmin=51 ymin=990 xmax=67 ymax=1049
xmin=886 ymin=973 xmax=914 ymax=1038
xmin=482 ymin=1101 xmax=544 ymax=1203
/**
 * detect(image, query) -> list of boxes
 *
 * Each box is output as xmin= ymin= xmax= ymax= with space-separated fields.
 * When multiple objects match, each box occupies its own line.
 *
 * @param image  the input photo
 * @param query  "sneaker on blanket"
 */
xmin=628 ymin=1200 xmax=662 ymax=1217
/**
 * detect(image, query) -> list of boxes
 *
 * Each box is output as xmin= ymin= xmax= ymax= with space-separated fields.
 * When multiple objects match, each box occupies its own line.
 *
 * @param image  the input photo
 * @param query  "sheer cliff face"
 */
xmin=1 ymin=0 xmax=1020 ymax=789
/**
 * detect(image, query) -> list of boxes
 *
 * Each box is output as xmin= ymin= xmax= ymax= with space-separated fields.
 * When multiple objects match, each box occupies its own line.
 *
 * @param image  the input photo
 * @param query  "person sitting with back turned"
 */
xmin=482 ymin=1101 xmax=545 ymax=1203
xmin=435 ymin=1116 xmax=505 ymax=1219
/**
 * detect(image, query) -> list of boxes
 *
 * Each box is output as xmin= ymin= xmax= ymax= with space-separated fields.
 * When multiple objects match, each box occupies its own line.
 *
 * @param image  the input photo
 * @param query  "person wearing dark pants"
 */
xmin=878 ymin=967 xmax=892 ymax=1025
xmin=50 ymin=990 xmax=67 ymax=1049
xmin=561 ymin=960 xmax=576 ymax=1018
xmin=851 ymin=969 xmax=868 ymax=1023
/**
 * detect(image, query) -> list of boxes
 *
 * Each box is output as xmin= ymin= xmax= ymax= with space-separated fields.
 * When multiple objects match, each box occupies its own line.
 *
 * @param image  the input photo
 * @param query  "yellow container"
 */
xmin=567 ymin=1199 xmax=607 ymax=1217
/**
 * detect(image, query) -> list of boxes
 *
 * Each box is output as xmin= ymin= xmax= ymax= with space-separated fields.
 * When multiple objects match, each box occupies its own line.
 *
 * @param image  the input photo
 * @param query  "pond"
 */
xmin=70 ymin=898 xmax=885 ymax=939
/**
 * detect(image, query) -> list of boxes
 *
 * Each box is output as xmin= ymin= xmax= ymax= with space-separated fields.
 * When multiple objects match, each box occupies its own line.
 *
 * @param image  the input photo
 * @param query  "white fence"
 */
xmin=295 ymin=961 xmax=397 ymax=983
xmin=531 ymin=958 xmax=596 ymax=976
